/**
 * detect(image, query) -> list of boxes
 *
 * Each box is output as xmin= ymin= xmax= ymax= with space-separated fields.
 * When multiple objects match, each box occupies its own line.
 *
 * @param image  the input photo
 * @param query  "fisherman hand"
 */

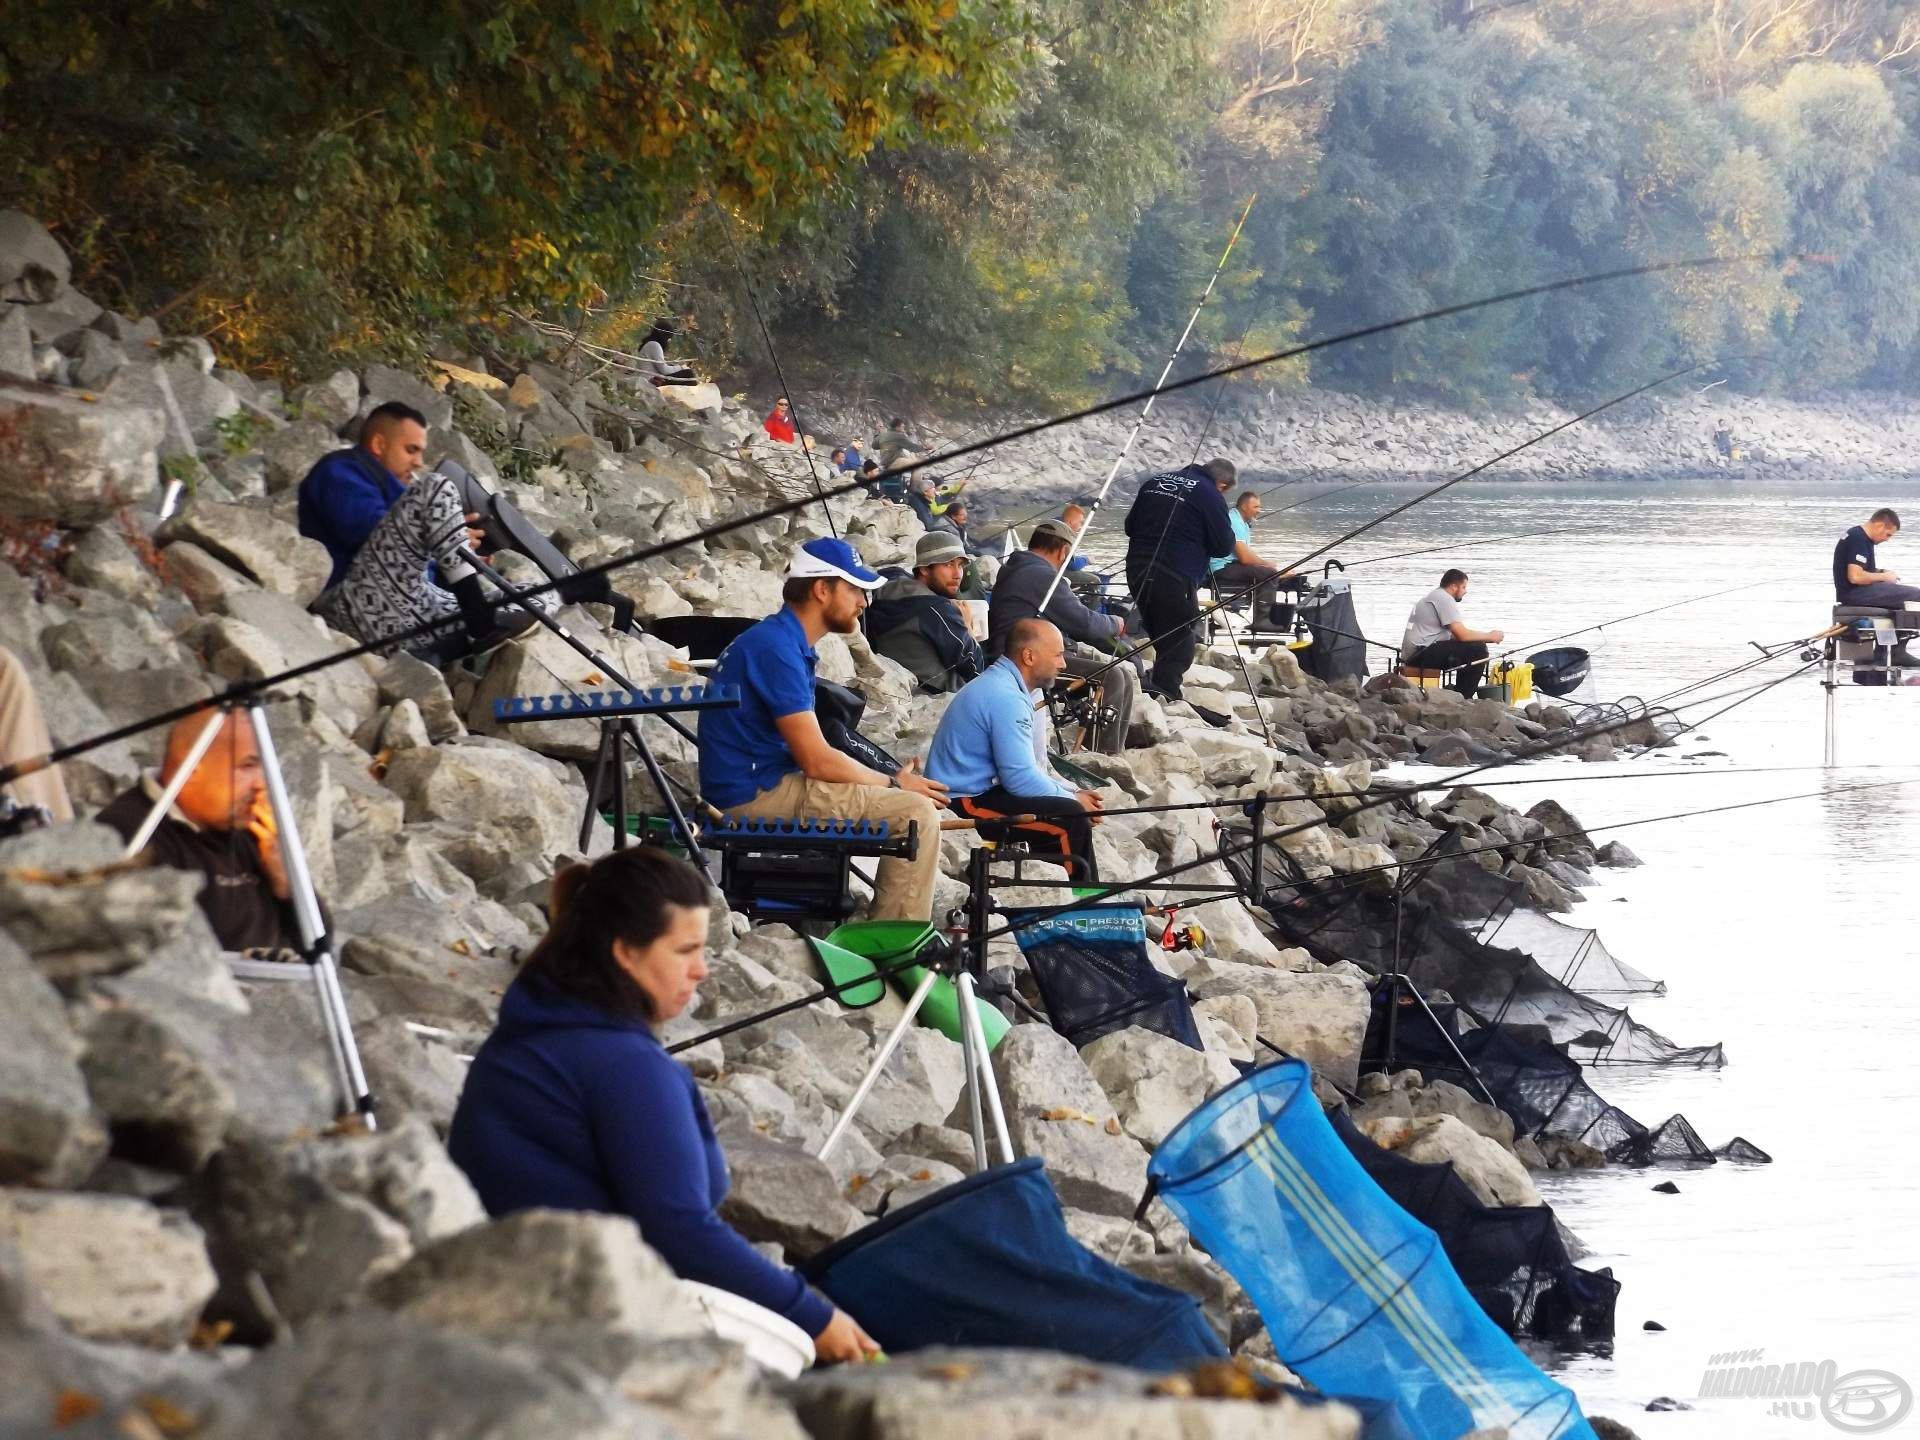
xmin=814 ymin=1308 xmax=882 ymax=1365
xmin=1078 ymin=789 xmax=1106 ymax=822
xmin=464 ymin=512 xmax=489 ymax=559
xmin=1487 ymin=629 xmax=1505 ymax=644
xmin=1113 ymin=617 xmax=1127 ymax=636
xmin=896 ymin=758 xmax=950 ymax=806
xmin=248 ymin=795 xmax=292 ymax=902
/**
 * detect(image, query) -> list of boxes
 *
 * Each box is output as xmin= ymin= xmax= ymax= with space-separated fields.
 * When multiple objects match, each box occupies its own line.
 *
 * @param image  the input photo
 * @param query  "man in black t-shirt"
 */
xmin=1833 ymin=508 xmax=1920 ymax=607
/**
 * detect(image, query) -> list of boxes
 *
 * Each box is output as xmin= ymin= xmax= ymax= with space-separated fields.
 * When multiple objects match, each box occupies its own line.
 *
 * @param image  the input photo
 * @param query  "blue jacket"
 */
xmin=298 ymin=447 xmax=406 ymax=588
xmin=446 ymin=976 xmax=834 ymax=1336
xmin=1123 ymin=465 xmax=1238 ymax=585
xmin=925 ymin=656 xmax=1077 ymax=801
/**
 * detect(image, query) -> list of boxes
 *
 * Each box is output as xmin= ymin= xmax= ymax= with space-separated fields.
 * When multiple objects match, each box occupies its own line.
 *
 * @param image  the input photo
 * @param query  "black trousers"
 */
xmin=955 ymin=788 xmax=1098 ymax=882
xmin=1125 ymin=564 xmax=1200 ymax=700
xmin=1403 ymin=638 xmax=1489 ymax=697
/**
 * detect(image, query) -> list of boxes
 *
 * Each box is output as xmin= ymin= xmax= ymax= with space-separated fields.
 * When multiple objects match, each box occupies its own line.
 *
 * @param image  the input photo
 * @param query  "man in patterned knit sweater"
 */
xmin=297 ymin=402 xmax=536 ymax=661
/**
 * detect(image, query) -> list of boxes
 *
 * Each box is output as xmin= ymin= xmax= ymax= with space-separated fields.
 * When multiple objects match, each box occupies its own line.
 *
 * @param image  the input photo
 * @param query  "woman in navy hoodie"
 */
xmin=448 ymin=847 xmax=878 ymax=1363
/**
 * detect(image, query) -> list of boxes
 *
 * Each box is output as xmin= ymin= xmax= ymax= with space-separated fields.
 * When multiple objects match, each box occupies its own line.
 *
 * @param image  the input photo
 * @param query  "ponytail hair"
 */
xmin=521 ymin=848 xmax=714 ymax=1019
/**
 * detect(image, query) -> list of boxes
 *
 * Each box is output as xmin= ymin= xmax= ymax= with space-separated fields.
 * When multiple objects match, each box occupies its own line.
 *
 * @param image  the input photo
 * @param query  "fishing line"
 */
xmin=709 ymin=198 xmax=838 ymax=538
xmin=1346 ymin=527 xmax=1599 ymax=569
xmin=0 ymin=253 xmax=1779 ymax=783
xmin=1038 ymin=194 xmax=1260 ymax=611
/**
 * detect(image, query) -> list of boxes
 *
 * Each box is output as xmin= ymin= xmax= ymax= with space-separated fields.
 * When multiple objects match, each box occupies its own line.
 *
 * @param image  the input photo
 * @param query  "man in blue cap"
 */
xmin=698 ymin=537 xmax=949 ymax=921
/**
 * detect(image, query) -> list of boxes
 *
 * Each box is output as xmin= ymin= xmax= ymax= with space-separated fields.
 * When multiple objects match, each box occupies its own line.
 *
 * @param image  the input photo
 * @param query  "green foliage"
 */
xmin=212 ymin=412 xmax=271 ymax=457
xmin=0 ymin=0 xmax=1029 ymax=374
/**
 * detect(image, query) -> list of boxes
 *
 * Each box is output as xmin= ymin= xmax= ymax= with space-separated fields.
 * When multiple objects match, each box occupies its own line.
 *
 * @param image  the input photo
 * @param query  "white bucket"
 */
xmin=679 ymin=1281 xmax=816 ymax=1378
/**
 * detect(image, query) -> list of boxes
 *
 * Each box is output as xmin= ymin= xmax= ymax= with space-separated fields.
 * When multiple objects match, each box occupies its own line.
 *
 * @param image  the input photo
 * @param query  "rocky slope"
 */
xmin=0 ymin=211 xmax=1644 ymax=1438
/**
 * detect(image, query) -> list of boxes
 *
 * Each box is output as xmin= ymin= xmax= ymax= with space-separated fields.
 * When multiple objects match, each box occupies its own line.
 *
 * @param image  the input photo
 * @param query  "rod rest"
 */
xmin=494 ymin=684 xmax=741 ymax=722
xmin=702 ymin=816 xmax=919 ymax=860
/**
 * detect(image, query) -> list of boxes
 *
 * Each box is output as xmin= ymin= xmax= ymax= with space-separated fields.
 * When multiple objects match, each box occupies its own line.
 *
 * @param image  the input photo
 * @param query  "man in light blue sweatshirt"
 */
xmin=927 ymin=618 xmax=1105 ymax=882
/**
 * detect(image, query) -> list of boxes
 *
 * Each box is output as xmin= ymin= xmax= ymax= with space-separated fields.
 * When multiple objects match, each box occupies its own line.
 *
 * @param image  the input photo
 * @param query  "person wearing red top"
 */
xmin=764 ymin=397 xmax=797 ymax=444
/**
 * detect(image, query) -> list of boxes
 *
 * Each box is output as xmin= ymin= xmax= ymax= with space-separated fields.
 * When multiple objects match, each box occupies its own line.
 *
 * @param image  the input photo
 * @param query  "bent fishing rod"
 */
xmin=1072 ymin=355 xmax=1737 ymax=690
xmin=0 ymin=253 xmax=1777 ymax=785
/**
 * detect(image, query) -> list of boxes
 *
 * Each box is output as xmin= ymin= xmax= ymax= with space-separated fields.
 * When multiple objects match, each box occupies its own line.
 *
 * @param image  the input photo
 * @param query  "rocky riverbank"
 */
xmin=0 ymin=211 xmax=1650 ymax=1438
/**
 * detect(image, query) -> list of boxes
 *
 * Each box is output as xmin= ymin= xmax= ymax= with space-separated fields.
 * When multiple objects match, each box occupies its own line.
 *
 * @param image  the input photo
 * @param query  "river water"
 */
xmin=1077 ymin=478 xmax=1920 ymax=1437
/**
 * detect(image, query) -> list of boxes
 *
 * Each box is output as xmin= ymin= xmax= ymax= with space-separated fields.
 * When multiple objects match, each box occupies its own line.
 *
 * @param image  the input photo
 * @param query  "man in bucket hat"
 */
xmin=698 ymin=538 xmax=948 ymax=921
xmin=865 ymin=532 xmax=987 ymax=694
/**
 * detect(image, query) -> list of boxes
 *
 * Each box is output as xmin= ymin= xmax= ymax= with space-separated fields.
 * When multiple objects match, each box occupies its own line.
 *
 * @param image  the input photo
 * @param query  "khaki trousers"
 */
xmin=724 ymin=771 xmax=941 ymax=922
xmin=0 ymin=647 xmax=72 ymax=822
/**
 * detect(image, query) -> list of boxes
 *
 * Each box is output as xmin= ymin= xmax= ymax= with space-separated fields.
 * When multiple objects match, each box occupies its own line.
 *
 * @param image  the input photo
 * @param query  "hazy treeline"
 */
xmin=8 ymin=0 xmax=1917 ymax=408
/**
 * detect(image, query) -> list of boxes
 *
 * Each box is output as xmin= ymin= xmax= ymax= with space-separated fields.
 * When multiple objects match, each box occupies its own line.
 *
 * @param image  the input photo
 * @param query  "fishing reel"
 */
xmin=1157 ymin=909 xmax=1207 ymax=954
xmin=0 ymin=795 xmax=52 ymax=840
xmin=1047 ymin=680 xmax=1116 ymax=734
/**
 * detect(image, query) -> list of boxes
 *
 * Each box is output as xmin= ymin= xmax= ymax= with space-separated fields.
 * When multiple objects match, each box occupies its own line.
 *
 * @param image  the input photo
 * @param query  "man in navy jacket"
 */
xmin=1122 ymin=458 xmax=1239 ymax=701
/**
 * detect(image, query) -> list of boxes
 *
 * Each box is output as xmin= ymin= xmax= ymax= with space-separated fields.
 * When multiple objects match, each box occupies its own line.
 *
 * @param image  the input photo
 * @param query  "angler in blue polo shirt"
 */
xmin=1122 ymin=458 xmax=1240 ymax=701
xmin=927 ymin=618 xmax=1105 ymax=883
xmin=698 ymin=538 xmax=949 ymax=921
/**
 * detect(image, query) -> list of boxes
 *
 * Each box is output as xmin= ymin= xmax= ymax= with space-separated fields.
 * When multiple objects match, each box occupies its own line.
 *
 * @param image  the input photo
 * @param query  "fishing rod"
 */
xmin=974 ymin=653 xmax=1831 ymax=944
xmin=1346 ymin=526 xmax=1598 ymax=569
xmin=0 ymin=254 xmax=1777 ymax=785
xmin=1263 ymin=476 xmax=1374 ymax=515
xmin=1501 ymin=574 xmax=1794 ymax=663
xmin=667 ymin=665 xmax=1810 ymax=1055
xmin=1074 ymin=356 xmax=1733 ymax=690
xmin=1036 ymin=194 xmax=1260 ymax=611
xmin=709 ymin=198 xmax=838 ymax=538
xmin=1051 ymin=760 xmax=1920 ymax=824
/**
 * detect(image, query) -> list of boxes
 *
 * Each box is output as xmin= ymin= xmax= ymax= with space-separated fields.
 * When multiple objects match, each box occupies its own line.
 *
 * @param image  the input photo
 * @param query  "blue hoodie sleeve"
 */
xmin=584 ymin=1042 xmax=835 ymax=1336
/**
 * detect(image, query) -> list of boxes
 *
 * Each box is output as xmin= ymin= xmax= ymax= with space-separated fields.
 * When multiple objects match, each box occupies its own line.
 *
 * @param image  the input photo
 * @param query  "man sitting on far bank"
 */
xmin=928 ymin=619 xmax=1104 ymax=884
xmin=1399 ymin=568 xmax=1504 ymax=698
xmin=866 ymin=532 xmax=986 ymax=694
xmin=988 ymin=519 xmax=1137 ymax=755
xmin=698 ymin=538 xmax=948 ymax=921
xmin=96 ymin=710 xmax=299 ymax=952
xmin=1208 ymin=490 xmax=1297 ymax=630
xmin=1834 ymin=509 xmax=1920 ymax=609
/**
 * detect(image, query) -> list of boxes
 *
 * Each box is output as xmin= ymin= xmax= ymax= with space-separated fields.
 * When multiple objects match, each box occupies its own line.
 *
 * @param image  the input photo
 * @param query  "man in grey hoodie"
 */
xmin=986 ymin=520 xmax=1137 ymax=754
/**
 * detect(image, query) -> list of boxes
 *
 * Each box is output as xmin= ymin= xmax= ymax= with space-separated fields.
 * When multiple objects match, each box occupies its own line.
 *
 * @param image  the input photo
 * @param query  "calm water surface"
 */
xmin=1079 ymin=479 xmax=1920 ymax=1436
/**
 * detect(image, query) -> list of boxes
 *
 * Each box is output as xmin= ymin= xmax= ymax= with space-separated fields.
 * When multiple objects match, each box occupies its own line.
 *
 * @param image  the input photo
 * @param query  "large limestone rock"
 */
xmin=369 ymin=1209 xmax=706 ymax=1341
xmin=1082 ymin=1026 xmax=1238 ymax=1147
xmin=1359 ymin=1114 xmax=1542 ymax=1208
xmin=160 ymin=499 xmax=332 ymax=607
xmin=195 ymin=1135 xmax=415 ymax=1329
xmin=987 ymin=1025 xmax=1149 ymax=1216
xmin=0 ymin=378 xmax=165 ymax=525
xmin=263 ymin=418 xmax=346 ymax=494
xmin=209 ymin=1311 xmax=687 ymax=1439
xmin=382 ymin=736 xmax=596 ymax=867
xmin=714 ymin=1130 xmax=866 ymax=1258
xmin=0 ymin=931 xmax=109 ymax=1187
xmin=0 ymin=823 xmax=206 ymax=984
xmin=0 ymin=1190 xmax=217 ymax=1346
xmin=1183 ymin=960 xmax=1370 ymax=1092
xmin=0 ymin=210 xmax=70 ymax=304
xmin=793 ymin=1348 xmax=1363 ymax=1440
